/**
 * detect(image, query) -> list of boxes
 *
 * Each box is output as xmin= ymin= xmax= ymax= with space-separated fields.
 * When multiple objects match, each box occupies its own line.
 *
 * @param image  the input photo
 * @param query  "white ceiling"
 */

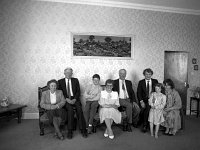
xmin=38 ymin=0 xmax=200 ymax=15
xmin=106 ymin=0 xmax=200 ymax=10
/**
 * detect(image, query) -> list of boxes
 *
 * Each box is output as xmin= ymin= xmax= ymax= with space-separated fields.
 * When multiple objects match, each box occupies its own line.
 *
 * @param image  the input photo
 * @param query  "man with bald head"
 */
xmin=113 ymin=69 xmax=140 ymax=132
xmin=58 ymin=67 xmax=87 ymax=139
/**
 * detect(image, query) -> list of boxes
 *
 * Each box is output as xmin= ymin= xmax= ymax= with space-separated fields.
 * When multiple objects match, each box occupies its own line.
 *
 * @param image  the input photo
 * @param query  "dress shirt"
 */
xmin=145 ymin=79 xmax=152 ymax=94
xmin=119 ymin=79 xmax=129 ymax=99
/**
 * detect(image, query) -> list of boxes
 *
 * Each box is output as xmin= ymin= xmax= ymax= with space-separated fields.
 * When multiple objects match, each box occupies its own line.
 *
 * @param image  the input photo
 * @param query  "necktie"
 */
xmin=146 ymin=80 xmax=150 ymax=97
xmin=67 ymin=79 xmax=71 ymax=99
xmin=122 ymin=82 xmax=125 ymax=90
xmin=122 ymin=81 xmax=127 ymax=98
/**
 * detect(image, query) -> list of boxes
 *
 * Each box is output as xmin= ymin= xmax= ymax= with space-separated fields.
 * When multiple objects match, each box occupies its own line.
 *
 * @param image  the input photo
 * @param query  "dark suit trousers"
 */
xmin=132 ymin=102 xmax=140 ymax=125
xmin=140 ymin=102 xmax=150 ymax=127
xmin=65 ymin=101 xmax=86 ymax=131
xmin=119 ymin=99 xmax=132 ymax=124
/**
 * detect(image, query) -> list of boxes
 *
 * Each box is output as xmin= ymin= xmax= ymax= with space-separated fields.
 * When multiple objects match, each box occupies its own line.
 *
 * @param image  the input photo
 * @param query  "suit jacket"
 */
xmin=40 ymin=90 xmax=66 ymax=110
xmin=137 ymin=78 xmax=158 ymax=104
xmin=113 ymin=79 xmax=136 ymax=103
xmin=58 ymin=77 xmax=80 ymax=101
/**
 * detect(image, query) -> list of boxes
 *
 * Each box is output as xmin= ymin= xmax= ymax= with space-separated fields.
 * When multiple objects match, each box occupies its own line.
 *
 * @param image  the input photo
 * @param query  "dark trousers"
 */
xmin=65 ymin=101 xmax=86 ymax=131
xmin=46 ymin=108 xmax=67 ymax=124
xmin=132 ymin=102 xmax=141 ymax=125
xmin=84 ymin=101 xmax=99 ymax=127
xmin=119 ymin=99 xmax=133 ymax=124
xmin=46 ymin=109 xmax=67 ymax=135
xmin=140 ymin=102 xmax=151 ymax=127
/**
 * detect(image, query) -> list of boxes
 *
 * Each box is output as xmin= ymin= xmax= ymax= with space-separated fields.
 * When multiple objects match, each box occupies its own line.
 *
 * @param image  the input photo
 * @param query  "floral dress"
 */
xmin=161 ymin=89 xmax=182 ymax=130
xmin=99 ymin=90 xmax=121 ymax=124
xmin=148 ymin=92 xmax=166 ymax=125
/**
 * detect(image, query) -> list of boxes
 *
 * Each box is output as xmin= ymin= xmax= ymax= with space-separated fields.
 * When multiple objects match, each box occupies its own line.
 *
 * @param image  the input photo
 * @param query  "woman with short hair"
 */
xmin=40 ymin=79 xmax=67 ymax=140
xmin=162 ymin=79 xmax=182 ymax=136
xmin=99 ymin=79 xmax=121 ymax=139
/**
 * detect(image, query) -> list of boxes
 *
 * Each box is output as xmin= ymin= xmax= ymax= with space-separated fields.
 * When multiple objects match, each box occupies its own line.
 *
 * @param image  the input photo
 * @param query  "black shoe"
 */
xmin=87 ymin=126 xmax=93 ymax=134
xmin=142 ymin=126 xmax=147 ymax=133
xmin=82 ymin=130 xmax=88 ymax=138
xmin=164 ymin=132 xmax=169 ymax=135
xmin=67 ymin=131 xmax=73 ymax=139
xmin=132 ymin=123 xmax=138 ymax=128
xmin=127 ymin=124 xmax=132 ymax=132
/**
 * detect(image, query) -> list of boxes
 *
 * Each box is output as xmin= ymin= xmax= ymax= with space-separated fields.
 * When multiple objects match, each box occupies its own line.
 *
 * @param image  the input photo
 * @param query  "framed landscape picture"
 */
xmin=71 ymin=33 xmax=134 ymax=59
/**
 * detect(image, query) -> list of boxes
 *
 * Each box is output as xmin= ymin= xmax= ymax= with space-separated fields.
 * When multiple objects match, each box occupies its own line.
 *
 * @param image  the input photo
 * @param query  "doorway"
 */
xmin=164 ymin=51 xmax=189 ymax=115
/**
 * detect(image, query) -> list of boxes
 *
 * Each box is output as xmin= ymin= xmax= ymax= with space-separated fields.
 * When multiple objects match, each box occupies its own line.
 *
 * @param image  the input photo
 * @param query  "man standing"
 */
xmin=113 ymin=69 xmax=140 ymax=132
xmin=58 ymin=67 xmax=87 ymax=139
xmin=137 ymin=68 xmax=158 ymax=133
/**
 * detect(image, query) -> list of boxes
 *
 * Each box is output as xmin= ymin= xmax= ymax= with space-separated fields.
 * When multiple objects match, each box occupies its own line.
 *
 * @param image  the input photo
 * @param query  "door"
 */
xmin=164 ymin=51 xmax=189 ymax=115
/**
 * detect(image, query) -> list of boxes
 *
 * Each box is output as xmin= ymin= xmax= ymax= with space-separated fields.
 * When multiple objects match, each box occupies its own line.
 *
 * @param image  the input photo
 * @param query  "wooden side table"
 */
xmin=190 ymin=97 xmax=200 ymax=117
xmin=0 ymin=104 xmax=27 ymax=123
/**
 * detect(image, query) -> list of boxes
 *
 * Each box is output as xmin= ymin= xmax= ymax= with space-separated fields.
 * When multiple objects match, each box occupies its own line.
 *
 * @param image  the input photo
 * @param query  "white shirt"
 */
xmin=50 ymin=92 xmax=56 ymax=104
xmin=65 ymin=78 xmax=74 ymax=96
xmin=145 ymin=79 xmax=152 ymax=94
xmin=119 ymin=79 xmax=129 ymax=99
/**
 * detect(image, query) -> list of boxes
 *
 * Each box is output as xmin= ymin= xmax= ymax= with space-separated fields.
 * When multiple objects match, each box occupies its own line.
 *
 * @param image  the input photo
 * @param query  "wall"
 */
xmin=0 ymin=0 xmax=200 ymax=117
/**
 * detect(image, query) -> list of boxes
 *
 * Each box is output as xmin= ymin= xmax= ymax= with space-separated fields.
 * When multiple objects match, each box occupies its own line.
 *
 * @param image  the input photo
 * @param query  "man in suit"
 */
xmin=113 ymin=69 xmax=140 ymax=132
xmin=137 ymin=68 xmax=158 ymax=133
xmin=58 ymin=67 xmax=87 ymax=139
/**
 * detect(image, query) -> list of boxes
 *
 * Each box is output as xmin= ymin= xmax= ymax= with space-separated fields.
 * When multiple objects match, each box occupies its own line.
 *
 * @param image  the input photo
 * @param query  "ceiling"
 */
xmin=105 ymin=0 xmax=200 ymax=10
xmin=38 ymin=0 xmax=200 ymax=15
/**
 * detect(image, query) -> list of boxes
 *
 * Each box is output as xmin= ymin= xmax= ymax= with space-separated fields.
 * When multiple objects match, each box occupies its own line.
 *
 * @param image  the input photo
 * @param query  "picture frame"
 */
xmin=71 ymin=33 xmax=134 ymax=59
xmin=192 ymin=58 xmax=197 ymax=64
xmin=194 ymin=65 xmax=198 ymax=71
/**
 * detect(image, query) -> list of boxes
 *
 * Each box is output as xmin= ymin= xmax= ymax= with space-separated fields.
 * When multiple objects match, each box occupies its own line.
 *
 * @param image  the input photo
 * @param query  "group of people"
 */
xmin=40 ymin=67 xmax=182 ymax=140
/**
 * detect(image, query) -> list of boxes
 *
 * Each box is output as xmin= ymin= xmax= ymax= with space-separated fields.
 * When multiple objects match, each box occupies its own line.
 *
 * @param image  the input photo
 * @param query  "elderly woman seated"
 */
xmin=161 ymin=79 xmax=182 ymax=136
xmin=99 ymin=79 xmax=121 ymax=139
xmin=40 ymin=79 xmax=67 ymax=140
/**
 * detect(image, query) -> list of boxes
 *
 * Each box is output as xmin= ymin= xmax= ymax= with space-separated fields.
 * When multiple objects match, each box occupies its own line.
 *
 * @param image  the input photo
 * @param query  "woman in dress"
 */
xmin=162 ymin=79 xmax=182 ymax=136
xmin=99 ymin=79 xmax=121 ymax=139
xmin=84 ymin=74 xmax=102 ymax=134
xmin=148 ymin=83 xmax=166 ymax=138
xmin=40 ymin=79 xmax=67 ymax=140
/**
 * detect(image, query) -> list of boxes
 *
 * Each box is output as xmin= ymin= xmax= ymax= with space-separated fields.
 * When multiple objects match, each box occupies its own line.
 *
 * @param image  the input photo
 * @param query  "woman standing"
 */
xmin=162 ymin=79 xmax=182 ymax=136
xmin=99 ymin=79 xmax=121 ymax=139
xmin=40 ymin=79 xmax=67 ymax=140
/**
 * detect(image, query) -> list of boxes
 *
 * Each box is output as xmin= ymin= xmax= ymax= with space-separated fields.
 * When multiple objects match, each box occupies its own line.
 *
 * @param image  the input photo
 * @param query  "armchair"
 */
xmin=38 ymin=86 xmax=67 ymax=136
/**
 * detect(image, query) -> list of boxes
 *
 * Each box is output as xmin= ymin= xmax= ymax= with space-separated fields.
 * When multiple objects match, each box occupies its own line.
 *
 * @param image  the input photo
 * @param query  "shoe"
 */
xmin=164 ymin=132 xmax=169 ymax=135
xmin=104 ymin=129 xmax=108 ymax=137
xmin=87 ymin=126 xmax=93 ymax=134
xmin=142 ymin=126 xmax=147 ymax=133
xmin=67 ymin=131 xmax=73 ymax=139
xmin=127 ymin=124 xmax=132 ymax=132
xmin=82 ymin=130 xmax=88 ymax=138
xmin=53 ymin=132 xmax=58 ymax=138
xmin=104 ymin=133 xmax=108 ymax=137
xmin=132 ymin=123 xmax=138 ymax=128
xmin=58 ymin=135 xmax=64 ymax=140
xmin=169 ymin=131 xmax=176 ymax=136
xmin=109 ymin=135 xmax=114 ymax=139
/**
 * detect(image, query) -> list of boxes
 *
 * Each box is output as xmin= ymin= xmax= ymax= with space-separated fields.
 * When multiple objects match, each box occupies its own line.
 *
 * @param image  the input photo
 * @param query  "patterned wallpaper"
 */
xmin=0 ymin=0 xmax=200 ymax=115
